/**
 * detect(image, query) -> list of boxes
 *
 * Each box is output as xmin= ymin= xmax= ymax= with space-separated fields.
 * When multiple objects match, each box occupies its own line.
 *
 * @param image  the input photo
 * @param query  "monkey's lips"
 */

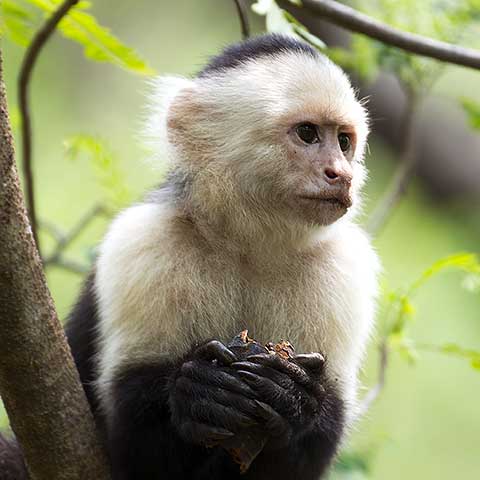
xmin=298 ymin=193 xmax=352 ymax=209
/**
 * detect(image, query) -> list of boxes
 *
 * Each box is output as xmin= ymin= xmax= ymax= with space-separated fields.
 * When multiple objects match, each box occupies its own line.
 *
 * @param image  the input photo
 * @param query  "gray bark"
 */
xmin=0 ymin=48 xmax=110 ymax=480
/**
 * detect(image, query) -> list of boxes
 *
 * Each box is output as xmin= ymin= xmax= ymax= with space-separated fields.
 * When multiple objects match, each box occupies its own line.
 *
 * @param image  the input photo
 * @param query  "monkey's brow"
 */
xmin=319 ymin=121 xmax=356 ymax=132
xmin=337 ymin=124 xmax=356 ymax=132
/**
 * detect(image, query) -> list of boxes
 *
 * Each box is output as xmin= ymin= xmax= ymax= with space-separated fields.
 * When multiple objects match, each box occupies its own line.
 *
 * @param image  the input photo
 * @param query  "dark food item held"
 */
xmin=218 ymin=330 xmax=295 ymax=473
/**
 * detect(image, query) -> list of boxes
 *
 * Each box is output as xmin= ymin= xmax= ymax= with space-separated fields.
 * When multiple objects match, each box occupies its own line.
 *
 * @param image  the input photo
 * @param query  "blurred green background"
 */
xmin=1 ymin=1 xmax=479 ymax=479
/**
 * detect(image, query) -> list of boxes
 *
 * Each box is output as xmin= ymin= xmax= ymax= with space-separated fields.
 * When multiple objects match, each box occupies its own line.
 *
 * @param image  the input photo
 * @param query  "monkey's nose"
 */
xmin=323 ymin=167 xmax=352 ymax=187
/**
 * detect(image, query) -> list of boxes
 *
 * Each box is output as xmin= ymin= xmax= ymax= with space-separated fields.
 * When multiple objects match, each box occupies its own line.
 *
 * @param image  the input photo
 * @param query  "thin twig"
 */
xmin=18 ymin=0 xmax=79 ymax=250
xmin=357 ymin=339 xmax=389 ymax=417
xmin=39 ymin=219 xmax=65 ymax=243
xmin=42 ymin=203 xmax=106 ymax=274
xmin=43 ymin=204 xmax=105 ymax=265
xmin=47 ymin=258 xmax=90 ymax=275
xmin=282 ymin=0 xmax=480 ymax=71
xmin=367 ymin=90 xmax=418 ymax=235
xmin=233 ymin=0 xmax=251 ymax=39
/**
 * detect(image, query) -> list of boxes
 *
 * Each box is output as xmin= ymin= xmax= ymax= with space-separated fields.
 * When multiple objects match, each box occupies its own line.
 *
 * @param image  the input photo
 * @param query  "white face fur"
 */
xmin=149 ymin=50 xmax=369 ymax=235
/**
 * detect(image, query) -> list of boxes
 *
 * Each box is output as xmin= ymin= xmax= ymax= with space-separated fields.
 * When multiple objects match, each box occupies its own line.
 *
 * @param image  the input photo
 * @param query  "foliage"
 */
xmin=381 ymin=253 xmax=480 ymax=369
xmin=330 ymin=450 xmax=371 ymax=480
xmin=329 ymin=0 xmax=480 ymax=91
xmin=0 ymin=0 xmax=38 ymax=46
xmin=64 ymin=134 xmax=133 ymax=210
xmin=251 ymin=0 xmax=325 ymax=49
xmin=252 ymin=0 xmax=480 ymax=124
xmin=460 ymin=97 xmax=480 ymax=130
xmin=330 ymin=253 xmax=480 ymax=478
xmin=0 ymin=0 xmax=154 ymax=75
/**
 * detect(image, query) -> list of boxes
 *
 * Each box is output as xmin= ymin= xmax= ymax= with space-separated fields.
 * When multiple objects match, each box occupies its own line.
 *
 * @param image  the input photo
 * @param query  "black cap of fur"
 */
xmin=198 ymin=34 xmax=318 ymax=77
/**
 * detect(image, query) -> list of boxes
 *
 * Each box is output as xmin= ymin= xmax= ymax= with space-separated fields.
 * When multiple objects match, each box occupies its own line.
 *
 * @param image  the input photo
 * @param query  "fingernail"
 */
xmin=238 ymin=370 xmax=258 ymax=383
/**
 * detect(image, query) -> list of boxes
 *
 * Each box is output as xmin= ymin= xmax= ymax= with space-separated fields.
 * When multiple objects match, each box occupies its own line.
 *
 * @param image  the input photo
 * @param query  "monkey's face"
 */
xmin=277 ymin=120 xmax=357 ymax=226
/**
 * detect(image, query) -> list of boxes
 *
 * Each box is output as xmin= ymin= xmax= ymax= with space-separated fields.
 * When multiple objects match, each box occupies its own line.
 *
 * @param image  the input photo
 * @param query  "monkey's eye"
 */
xmin=338 ymin=133 xmax=351 ymax=152
xmin=295 ymin=123 xmax=319 ymax=144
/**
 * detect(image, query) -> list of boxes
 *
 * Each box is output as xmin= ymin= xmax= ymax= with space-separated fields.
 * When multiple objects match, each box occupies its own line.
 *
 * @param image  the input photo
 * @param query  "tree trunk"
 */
xmin=0 ymin=48 xmax=110 ymax=480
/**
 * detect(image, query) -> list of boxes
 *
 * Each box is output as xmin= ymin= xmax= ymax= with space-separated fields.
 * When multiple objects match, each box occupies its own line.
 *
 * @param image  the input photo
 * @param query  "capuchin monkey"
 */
xmin=0 ymin=34 xmax=379 ymax=480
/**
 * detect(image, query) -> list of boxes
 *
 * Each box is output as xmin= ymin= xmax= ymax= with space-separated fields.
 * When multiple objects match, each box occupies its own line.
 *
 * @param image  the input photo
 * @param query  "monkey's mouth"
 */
xmin=298 ymin=195 xmax=352 ymax=209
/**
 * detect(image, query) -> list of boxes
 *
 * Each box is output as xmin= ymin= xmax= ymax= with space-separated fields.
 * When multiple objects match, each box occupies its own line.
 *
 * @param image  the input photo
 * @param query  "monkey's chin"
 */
xmin=296 ymin=197 xmax=350 ymax=226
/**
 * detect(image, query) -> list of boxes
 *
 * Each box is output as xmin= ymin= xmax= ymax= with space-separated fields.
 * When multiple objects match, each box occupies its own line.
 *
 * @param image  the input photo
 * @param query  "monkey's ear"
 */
xmin=144 ymin=76 xmax=198 ymax=161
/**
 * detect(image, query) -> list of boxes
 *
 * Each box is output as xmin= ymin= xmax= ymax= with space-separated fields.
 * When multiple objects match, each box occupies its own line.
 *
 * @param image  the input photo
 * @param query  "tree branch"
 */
xmin=283 ymin=0 xmax=480 ymax=70
xmin=233 ymin=0 xmax=251 ymax=39
xmin=18 ymin=0 xmax=79 ymax=251
xmin=357 ymin=339 xmax=389 ymax=417
xmin=367 ymin=90 xmax=418 ymax=235
xmin=0 ymin=48 xmax=109 ymax=480
xmin=43 ymin=203 xmax=106 ymax=272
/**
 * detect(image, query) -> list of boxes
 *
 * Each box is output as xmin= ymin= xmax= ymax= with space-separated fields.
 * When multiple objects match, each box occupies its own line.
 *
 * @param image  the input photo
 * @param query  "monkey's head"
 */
xmin=148 ymin=35 xmax=369 ymax=237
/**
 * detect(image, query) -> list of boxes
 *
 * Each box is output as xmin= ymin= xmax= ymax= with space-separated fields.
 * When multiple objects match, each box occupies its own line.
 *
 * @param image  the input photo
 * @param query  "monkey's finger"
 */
xmin=231 ymin=361 xmax=295 ymax=390
xmin=211 ymin=386 xmax=266 ymax=419
xmin=178 ymin=421 xmax=234 ymax=446
xmin=236 ymin=370 xmax=295 ymax=417
xmin=293 ymin=353 xmax=325 ymax=372
xmin=180 ymin=361 xmax=257 ymax=398
xmin=245 ymin=354 xmax=310 ymax=386
xmin=194 ymin=340 xmax=238 ymax=365
xmin=190 ymin=399 xmax=258 ymax=433
xmin=254 ymin=401 xmax=290 ymax=440
xmin=175 ymin=376 xmax=261 ymax=418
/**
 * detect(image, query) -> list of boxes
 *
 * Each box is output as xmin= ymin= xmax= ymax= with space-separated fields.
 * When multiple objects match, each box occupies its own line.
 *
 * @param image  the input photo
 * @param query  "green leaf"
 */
xmin=471 ymin=358 xmax=480 ymax=371
xmin=64 ymin=134 xmax=132 ymax=210
xmin=352 ymin=0 xmax=480 ymax=92
xmin=389 ymin=334 xmax=418 ymax=364
xmin=27 ymin=0 xmax=154 ymax=75
xmin=282 ymin=11 xmax=325 ymax=49
xmin=460 ymin=97 xmax=480 ymax=130
xmin=335 ymin=451 xmax=370 ymax=473
xmin=293 ymin=26 xmax=325 ymax=49
xmin=0 ymin=0 xmax=37 ymax=46
xmin=331 ymin=450 xmax=371 ymax=479
xmin=388 ymin=294 xmax=415 ymax=337
xmin=380 ymin=253 xmax=479 ymax=346
xmin=252 ymin=1 xmax=326 ymax=50
xmin=9 ymin=104 xmax=22 ymax=132
xmin=419 ymin=343 xmax=480 ymax=372
xmin=408 ymin=252 xmax=480 ymax=295
xmin=265 ymin=2 xmax=293 ymax=35
xmin=251 ymin=0 xmax=274 ymax=16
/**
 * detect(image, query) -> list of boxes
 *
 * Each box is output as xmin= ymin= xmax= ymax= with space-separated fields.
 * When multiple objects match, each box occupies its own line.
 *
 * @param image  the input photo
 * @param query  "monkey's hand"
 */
xmin=169 ymin=340 xmax=287 ymax=447
xmin=231 ymin=352 xmax=328 ymax=449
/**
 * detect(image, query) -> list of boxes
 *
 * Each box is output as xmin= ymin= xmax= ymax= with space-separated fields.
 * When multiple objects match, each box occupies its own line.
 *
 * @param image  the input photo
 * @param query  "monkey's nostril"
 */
xmin=324 ymin=168 xmax=339 ymax=180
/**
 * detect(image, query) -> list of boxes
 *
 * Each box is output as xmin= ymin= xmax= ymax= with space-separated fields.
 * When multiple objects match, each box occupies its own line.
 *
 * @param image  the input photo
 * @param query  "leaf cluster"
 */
xmin=251 ymin=0 xmax=480 ymax=127
xmin=64 ymin=134 xmax=133 ymax=210
xmin=380 ymin=253 xmax=480 ymax=370
xmin=0 ymin=0 xmax=155 ymax=75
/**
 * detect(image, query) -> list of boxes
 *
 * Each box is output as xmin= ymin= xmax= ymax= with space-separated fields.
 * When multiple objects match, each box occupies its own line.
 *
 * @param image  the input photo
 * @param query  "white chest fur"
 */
xmin=95 ymin=203 xmax=379 ymax=412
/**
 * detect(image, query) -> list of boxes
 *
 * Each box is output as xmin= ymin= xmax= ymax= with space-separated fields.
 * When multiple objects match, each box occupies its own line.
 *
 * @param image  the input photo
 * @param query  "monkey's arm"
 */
xmin=107 ymin=366 xmax=241 ymax=480
xmin=107 ymin=341 xmax=289 ymax=480
xmin=107 ymin=358 xmax=240 ymax=480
